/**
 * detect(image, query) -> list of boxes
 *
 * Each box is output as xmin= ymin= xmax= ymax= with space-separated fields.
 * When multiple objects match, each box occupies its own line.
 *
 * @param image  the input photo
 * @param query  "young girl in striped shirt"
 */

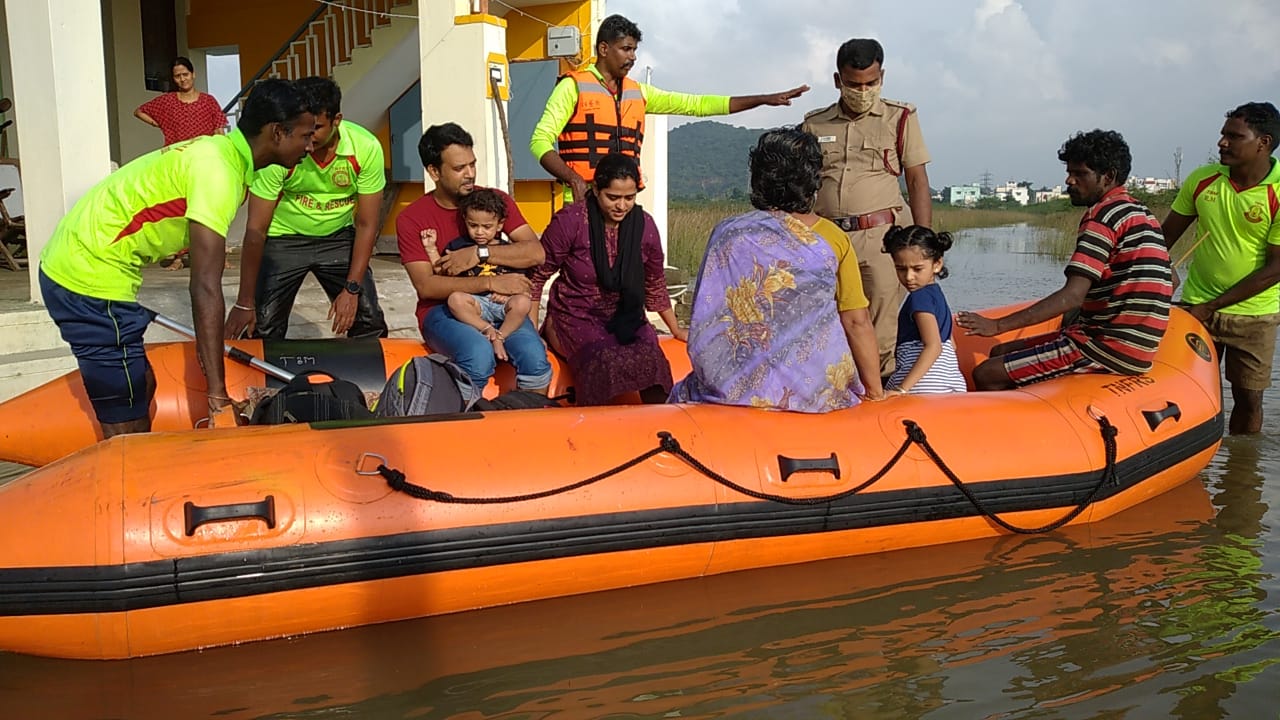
xmin=883 ymin=225 xmax=968 ymax=394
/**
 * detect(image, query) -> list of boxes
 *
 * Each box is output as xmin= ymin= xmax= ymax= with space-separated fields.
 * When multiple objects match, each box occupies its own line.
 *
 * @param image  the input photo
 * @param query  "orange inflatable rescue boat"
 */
xmin=0 ymin=479 xmax=1215 ymax=719
xmin=0 ymin=308 xmax=1222 ymax=659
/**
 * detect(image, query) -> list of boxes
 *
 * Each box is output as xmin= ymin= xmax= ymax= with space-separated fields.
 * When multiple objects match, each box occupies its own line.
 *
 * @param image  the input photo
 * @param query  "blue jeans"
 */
xmin=422 ymin=304 xmax=553 ymax=389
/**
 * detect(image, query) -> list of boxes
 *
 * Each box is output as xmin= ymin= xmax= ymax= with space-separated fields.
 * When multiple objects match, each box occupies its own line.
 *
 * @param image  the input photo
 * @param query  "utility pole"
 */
xmin=1173 ymin=147 xmax=1183 ymax=187
xmin=978 ymin=169 xmax=994 ymax=195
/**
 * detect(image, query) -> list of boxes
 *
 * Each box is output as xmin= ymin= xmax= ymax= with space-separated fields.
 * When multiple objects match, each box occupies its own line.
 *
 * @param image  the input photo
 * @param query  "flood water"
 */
xmin=1 ymin=224 xmax=1277 ymax=719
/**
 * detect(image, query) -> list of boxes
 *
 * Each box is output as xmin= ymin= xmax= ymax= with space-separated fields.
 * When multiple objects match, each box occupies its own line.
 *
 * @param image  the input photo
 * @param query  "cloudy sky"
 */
xmin=606 ymin=0 xmax=1278 ymax=189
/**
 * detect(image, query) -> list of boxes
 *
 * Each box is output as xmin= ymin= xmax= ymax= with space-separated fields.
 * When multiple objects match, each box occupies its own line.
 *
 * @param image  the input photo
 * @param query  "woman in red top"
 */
xmin=135 ymin=56 xmax=229 ymax=270
xmin=134 ymin=57 xmax=227 ymax=147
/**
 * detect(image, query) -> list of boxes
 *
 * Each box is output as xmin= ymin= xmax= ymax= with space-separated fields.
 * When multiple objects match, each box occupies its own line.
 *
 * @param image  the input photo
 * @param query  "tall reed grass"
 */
xmin=667 ymin=201 xmax=749 ymax=274
xmin=669 ymin=197 xmax=1191 ymax=274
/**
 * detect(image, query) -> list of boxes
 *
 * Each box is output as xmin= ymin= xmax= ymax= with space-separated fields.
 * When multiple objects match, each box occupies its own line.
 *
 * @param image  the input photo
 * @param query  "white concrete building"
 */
xmin=1032 ymin=185 xmax=1067 ymax=203
xmin=993 ymin=181 xmax=1031 ymax=206
xmin=1127 ymin=177 xmax=1177 ymax=194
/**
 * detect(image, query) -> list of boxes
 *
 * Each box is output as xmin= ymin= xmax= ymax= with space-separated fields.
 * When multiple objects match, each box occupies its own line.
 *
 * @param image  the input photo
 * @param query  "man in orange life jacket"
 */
xmin=1161 ymin=102 xmax=1280 ymax=435
xmin=530 ymin=14 xmax=810 ymax=203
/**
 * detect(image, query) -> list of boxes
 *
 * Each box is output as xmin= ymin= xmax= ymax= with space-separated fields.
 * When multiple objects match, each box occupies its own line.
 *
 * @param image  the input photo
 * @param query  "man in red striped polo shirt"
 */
xmin=956 ymin=130 xmax=1173 ymax=390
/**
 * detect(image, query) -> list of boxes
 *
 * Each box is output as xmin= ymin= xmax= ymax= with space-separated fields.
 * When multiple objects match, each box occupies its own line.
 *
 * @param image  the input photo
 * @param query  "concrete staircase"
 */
xmin=0 ymin=291 xmax=207 ymax=403
xmin=0 ymin=309 xmax=76 ymax=401
xmin=267 ymin=0 xmax=416 ymax=82
xmin=256 ymin=0 xmax=419 ymax=126
xmin=330 ymin=7 xmax=420 ymax=131
xmin=224 ymin=1 xmax=419 ymax=128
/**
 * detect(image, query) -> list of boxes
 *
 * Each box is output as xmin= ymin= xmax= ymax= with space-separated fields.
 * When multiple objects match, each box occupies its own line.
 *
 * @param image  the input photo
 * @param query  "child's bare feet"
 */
xmin=483 ymin=325 xmax=508 ymax=361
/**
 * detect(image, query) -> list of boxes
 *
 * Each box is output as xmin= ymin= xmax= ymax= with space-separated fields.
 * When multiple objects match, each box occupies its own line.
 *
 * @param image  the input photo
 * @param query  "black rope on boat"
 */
xmin=653 ymin=432 xmax=915 ymax=505
xmin=376 ymin=443 xmax=670 ymax=504
xmin=905 ymin=416 xmax=1120 ymax=534
xmin=375 ymin=416 xmax=1121 ymax=535
xmin=375 ymin=429 xmax=915 ymax=506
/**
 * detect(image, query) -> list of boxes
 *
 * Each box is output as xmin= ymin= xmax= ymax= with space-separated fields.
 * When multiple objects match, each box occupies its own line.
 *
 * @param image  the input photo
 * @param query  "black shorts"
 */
xmin=40 ymin=270 xmax=155 ymax=424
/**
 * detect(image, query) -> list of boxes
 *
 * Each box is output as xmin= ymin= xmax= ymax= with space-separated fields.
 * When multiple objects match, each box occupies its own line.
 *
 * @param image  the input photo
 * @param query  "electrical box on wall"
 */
xmin=547 ymin=26 xmax=580 ymax=58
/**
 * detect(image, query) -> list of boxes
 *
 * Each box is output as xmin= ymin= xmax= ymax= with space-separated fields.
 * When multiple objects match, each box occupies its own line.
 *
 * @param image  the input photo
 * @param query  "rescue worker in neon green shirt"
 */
xmin=1162 ymin=101 xmax=1280 ymax=435
xmin=530 ymin=14 xmax=810 ymax=203
xmin=227 ymin=77 xmax=388 ymax=340
xmin=39 ymin=79 xmax=316 ymax=438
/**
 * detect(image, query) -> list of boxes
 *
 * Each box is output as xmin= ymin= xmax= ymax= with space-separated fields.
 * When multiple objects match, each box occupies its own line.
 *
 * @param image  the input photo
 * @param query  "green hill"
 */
xmin=666 ymin=121 xmax=765 ymax=201
xmin=666 ymin=121 xmax=920 ymax=201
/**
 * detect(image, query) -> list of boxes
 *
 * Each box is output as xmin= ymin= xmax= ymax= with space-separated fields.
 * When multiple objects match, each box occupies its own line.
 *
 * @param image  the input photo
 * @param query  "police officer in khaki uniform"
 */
xmin=802 ymin=38 xmax=933 ymax=379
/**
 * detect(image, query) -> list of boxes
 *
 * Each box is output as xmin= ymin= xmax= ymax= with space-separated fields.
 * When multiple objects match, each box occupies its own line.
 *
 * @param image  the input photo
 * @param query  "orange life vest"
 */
xmin=557 ymin=70 xmax=646 ymax=183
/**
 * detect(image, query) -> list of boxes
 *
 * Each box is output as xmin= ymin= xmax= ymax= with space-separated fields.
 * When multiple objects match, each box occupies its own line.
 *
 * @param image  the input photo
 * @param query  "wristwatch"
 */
xmin=343 ymin=280 xmax=363 ymax=296
xmin=476 ymin=246 xmax=491 ymax=262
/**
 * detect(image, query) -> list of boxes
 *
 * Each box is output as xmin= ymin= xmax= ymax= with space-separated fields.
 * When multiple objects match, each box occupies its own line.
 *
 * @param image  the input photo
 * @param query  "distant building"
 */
xmin=993 ymin=180 xmax=1031 ymax=206
xmin=1127 ymin=177 xmax=1177 ymax=194
xmin=1032 ymin=185 xmax=1067 ymax=203
xmin=942 ymin=184 xmax=981 ymax=206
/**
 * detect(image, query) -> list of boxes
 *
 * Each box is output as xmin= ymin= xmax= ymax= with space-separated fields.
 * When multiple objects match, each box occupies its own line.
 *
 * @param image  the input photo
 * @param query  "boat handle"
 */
xmin=184 ymin=496 xmax=277 ymax=537
xmin=777 ymin=453 xmax=841 ymax=482
xmin=1142 ymin=402 xmax=1181 ymax=431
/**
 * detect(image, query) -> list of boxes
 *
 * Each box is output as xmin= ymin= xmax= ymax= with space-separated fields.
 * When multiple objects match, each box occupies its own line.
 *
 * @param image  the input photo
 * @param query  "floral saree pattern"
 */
xmin=670 ymin=210 xmax=863 ymax=412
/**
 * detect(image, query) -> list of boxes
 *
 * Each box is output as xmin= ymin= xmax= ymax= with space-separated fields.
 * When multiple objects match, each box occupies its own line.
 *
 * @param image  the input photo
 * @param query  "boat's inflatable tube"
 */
xmin=0 ymin=480 xmax=1214 ymax=715
xmin=0 ymin=309 xmax=1222 ymax=658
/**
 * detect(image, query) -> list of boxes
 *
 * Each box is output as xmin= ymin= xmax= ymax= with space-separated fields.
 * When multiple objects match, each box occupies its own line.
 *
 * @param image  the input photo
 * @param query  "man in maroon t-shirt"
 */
xmin=396 ymin=122 xmax=552 ymax=392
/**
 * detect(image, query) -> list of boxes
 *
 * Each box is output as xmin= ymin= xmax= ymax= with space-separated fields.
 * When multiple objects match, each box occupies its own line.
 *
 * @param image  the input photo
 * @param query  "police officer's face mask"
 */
xmin=842 ymin=85 xmax=880 ymax=115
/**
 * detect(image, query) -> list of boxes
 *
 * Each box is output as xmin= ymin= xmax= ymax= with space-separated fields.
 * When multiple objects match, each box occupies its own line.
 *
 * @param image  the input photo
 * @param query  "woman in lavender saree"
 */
xmin=671 ymin=127 xmax=884 ymax=412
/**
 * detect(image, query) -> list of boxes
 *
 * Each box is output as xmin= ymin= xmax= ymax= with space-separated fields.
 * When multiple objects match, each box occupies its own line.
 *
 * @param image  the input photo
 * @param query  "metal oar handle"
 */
xmin=151 ymin=312 xmax=296 ymax=383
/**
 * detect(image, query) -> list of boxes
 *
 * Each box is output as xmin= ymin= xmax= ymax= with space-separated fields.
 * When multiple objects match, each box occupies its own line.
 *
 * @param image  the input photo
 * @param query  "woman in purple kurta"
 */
xmin=532 ymin=154 xmax=686 ymax=405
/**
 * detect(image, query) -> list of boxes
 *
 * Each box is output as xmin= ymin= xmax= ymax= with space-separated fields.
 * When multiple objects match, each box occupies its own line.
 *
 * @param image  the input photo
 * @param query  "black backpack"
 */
xmin=250 ymin=371 xmax=373 ymax=425
xmin=473 ymin=390 xmax=563 ymax=411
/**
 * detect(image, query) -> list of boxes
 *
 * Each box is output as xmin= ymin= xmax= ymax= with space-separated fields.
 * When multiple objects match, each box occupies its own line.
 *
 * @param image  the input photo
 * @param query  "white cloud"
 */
xmin=974 ymin=0 xmax=1015 ymax=26
xmin=1141 ymin=40 xmax=1193 ymax=67
xmin=961 ymin=1 xmax=1066 ymax=104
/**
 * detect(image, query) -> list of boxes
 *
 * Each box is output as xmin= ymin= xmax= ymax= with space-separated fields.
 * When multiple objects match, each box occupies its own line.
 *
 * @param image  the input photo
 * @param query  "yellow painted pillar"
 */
xmin=4 ymin=0 xmax=113 ymax=303
xmin=418 ymin=0 xmax=510 ymax=189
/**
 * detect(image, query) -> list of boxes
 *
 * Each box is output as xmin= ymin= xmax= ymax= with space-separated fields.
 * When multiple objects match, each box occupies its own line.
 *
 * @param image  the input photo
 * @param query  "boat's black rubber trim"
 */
xmin=0 ymin=412 xmax=1223 ymax=616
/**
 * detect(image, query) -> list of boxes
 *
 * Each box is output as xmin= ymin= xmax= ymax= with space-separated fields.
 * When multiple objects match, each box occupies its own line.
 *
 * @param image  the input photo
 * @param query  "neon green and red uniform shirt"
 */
xmin=40 ymin=128 xmax=255 ymax=301
xmin=250 ymin=120 xmax=385 ymax=238
xmin=1174 ymin=159 xmax=1280 ymax=316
